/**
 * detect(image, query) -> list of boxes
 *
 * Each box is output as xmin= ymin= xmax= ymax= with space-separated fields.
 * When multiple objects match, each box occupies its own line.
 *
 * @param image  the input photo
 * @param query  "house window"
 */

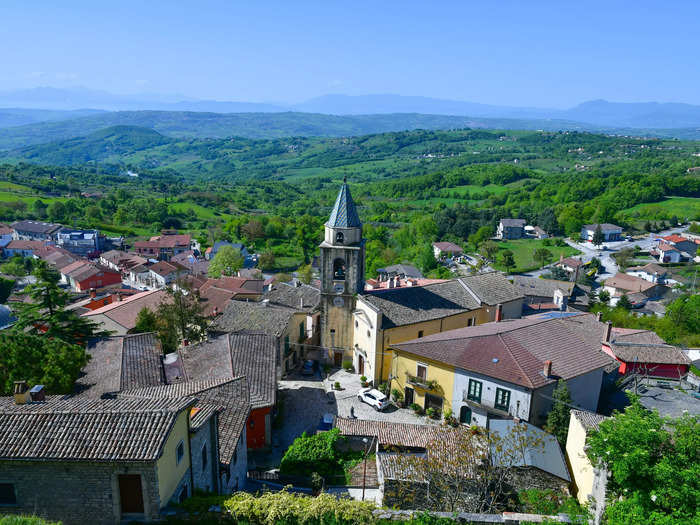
xmin=467 ymin=379 xmax=482 ymax=403
xmin=201 ymin=444 xmax=208 ymax=470
xmin=467 ymin=318 xmax=474 ymax=327
xmin=335 ymin=231 xmax=344 ymax=244
xmin=176 ymin=440 xmax=185 ymax=465
xmin=416 ymin=364 xmax=427 ymax=381
xmin=0 ymin=483 xmax=16 ymax=505
xmin=284 ymin=335 xmax=290 ymax=354
xmin=299 ymin=322 xmax=305 ymax=340
xmin=495 ymin=388 xmax=511 ymax=411
xmin=417 ymin=330 xmax=424 ymax=338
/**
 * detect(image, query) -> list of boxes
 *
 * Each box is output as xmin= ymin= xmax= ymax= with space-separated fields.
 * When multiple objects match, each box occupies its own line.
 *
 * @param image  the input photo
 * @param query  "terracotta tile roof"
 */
xmin=178 ymin=333 xmax=277 ymax=410
xmin=5 ymin=240 xmax=45 ymax=250
xmin=82 ymin=289 xmax=169 ymax=331
xmin=75 ymin=333 xmax=165 ymax=398
xmin=393 ymin=313 xmax=615 ymax=389
xmin=135 ymin=234 xmax=191 ymax=250
xmin=557 ymin=257 xmax=584 ymax=268
xmin=149 ymin=260 xmax=188 ymax=277
xmin=658 ymin=243 xmax=680 ymax=252
xmin=119 ymin=377 xmax=251 ymax=465
xmin=604 ymin=273 xmax=658 ymax=293
xmin=100 ymin=250 xmax=147 ymax=269
xmin=628 ymin=263 xmax=667 ymax=275
xmin=200 ymin=277 xmax=263 ymax=295
xmin=199 ymin=285 xmax=235 ymax=316
xmin=662 ymin=234 xmax=690 ymax=244
xmin=0 ymin=224 xmax=13 ymax=235
xmin=335 ymin=417 xmax=450 ymax=448
xmin=0 ymin=396 xmax=194 ymax=461
xmin=432 ymin=241 xmax=463 ymax=252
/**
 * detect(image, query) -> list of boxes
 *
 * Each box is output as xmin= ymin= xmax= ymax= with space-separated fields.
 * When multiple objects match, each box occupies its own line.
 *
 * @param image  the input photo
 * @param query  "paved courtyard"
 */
xmin=328 ymin=369 xmax=439 ymax=426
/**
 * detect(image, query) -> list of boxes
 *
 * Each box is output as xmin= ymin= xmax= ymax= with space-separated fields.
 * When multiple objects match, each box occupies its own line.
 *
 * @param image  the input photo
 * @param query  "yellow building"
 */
xmin=353 ymin=272 xmax=523 ymax=382
xmin=566 ymin=410 xmax=608 ymax=523
xmin=390 ymin=348 xmax=456 ymax=412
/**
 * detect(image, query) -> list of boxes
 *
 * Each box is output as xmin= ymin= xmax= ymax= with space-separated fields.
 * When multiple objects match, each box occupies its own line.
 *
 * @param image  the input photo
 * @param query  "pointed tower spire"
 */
xmin=326 ymin=179 xmax=361 ymax=228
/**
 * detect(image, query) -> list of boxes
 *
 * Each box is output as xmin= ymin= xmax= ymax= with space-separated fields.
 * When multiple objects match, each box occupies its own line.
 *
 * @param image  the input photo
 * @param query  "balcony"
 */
xmin=406 ymin=373 xmax=440 ymax=392
xmin=461 ymin=393 xmax=511 ymax=417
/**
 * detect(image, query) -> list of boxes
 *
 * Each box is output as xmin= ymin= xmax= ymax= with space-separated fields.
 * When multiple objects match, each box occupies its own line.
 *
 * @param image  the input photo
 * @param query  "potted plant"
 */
xmin=342 ymin=359 xmax=354 ymax=373
xmin=334 ymin=381 xmax=341 ymax=390
xmin=410 ymin=403 xmax=423 ymax=415
xmin=426 ymin=407 xmax=437 ymax=419
xmin=360 ymin=375 xmax=368 ymax=387
xmin=443 ymin=408 xmax=458 ymax=427
xmin=391 ymin=388 xmax=404 ymax=407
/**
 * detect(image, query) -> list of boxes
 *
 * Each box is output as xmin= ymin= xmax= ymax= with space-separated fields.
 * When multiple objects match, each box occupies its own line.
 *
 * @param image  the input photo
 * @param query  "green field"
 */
xmin=490 ymin=238 xmax=579 ymax=273
xmin=616 ymin=197 xmax=700 ymax=222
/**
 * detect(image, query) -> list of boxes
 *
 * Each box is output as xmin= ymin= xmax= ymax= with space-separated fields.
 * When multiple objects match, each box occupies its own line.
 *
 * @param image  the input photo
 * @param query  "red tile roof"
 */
xmin=5 ymin=240 xmax=45 ymax=250
xmin=83 ymin=289 xmax=169 ymax=330
xmin=604 ymin=273 xmax=658 ymax=293
xmin=432 ymin=241 xmax=463 ymax=252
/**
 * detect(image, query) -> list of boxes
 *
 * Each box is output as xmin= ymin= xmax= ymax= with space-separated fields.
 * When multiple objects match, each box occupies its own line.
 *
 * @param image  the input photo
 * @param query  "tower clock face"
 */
xmin=333 ymin=296 xmax=344 ymax=307
xmin=333 ymin=282 xmax=345 ymax=294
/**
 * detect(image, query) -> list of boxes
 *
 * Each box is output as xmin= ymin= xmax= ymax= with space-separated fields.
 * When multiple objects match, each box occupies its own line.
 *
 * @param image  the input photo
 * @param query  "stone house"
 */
xmin=0 ymin=390 xmax=214 ymax=525
xmin=497 ymin=218 xmax=526 ymax=240
xmin=133 ymin=233 xmax=191 ymax=261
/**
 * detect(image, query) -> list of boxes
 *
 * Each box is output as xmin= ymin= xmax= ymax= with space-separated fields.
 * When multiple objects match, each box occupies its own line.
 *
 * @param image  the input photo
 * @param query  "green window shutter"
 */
xmin=495 ymin=388 xmax=511 ymax=411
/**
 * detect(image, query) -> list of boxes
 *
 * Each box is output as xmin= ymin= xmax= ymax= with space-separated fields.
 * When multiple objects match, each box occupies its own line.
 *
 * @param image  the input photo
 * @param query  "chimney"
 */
xmin=299 ymin=297 xmax=304 ymax=309
xmin=543 ymin=360 xmax=552 ymax=378
xmin=29 ymin=385 xmax=45 ymax=402
xmin=604 ymin=321 xmax=613 ymax=343
xmin=495 ymin=303 xmax=503 ymax=322
xmin=90 ymin=288 xmax=97 ymax=299
xmin=388 ymin=277 xmax=394 ymax=289
xmin=213 ymin=306 xmax=218 ymax=316
xmin=13 ymin=381 xmax=29 ymax=405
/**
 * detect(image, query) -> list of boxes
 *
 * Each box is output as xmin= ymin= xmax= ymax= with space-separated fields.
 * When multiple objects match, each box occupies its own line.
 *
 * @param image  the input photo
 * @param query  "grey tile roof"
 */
xmin=119 ymin=377 xmax=251 ymax=465
xmin=326 ymin=182 xmax=361 ymax=228
xmin=266 ymin=281 xmax=320 ymax=311
xmin=360 ymin=279 xmax=481 ymax=329
xmin=377 ymin=264 xmax=424 ymax=279
xmin=489 ymin=419 xmax=570 ymax=481
xmin=570 ymin=409 xmax=608 ymax=431
xmin=179 ymin=332 xmax=277 ymax=409
xmin=511 ymin=276 xmax=575 ymax=298
xmin=335 ymin=417 xmax=449 ymax=448
xmin=393 ymin=313 xmax=615 ymax=389
xmin=11 ymin=220 xmax=62 ymax=235
xmin=459 ymin=272 xmax=523 ymax=306
xmin=608 ymin=342 xmax=690 ymax=366
xmin=583 ymin=223 xmax=622 ymax=231
xmin=500 ymin=218 xmax=526 ymax=227
xmin=0 ymin=396 xmax=193 ymax=461
xmin=76 ymin=333 xmax=164 ymax=398
xmin=637 ymin=384 xmax=700 ymax=419
xmin=214 ymin=299 xmax=298 ymax=337
xmin=628 ymin=263 xmax=667 ymax=276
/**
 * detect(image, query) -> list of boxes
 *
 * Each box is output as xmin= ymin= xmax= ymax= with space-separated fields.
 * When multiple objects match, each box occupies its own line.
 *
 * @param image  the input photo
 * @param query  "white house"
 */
xmin=431 ymin=241 xmax=463 ymax=260
xmin=497 ymin=219 xmax=526 ymax=240
xmin=626 ymin=263 xmax=668 ymax=284
xmin=581 ymin=223 xmax=623 ymax=242
xmin=656 ymin=243 xmax=681 ymax=263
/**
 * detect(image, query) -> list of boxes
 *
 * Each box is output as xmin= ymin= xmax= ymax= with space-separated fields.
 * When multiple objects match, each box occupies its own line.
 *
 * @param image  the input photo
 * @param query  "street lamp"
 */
xmin=361 ymin=435 xmax=376 ymax=502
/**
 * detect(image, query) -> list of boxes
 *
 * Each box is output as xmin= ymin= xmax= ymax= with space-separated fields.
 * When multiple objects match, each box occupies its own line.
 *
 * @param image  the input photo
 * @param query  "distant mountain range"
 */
xmin=1 ymin=87 xmax=700 ymax=130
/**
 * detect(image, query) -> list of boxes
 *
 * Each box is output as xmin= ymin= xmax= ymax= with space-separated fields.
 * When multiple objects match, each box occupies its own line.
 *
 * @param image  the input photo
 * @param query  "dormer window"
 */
xmin=335 ymin=231 xmax=344 ymax=244
xmin=333 ymin=258 xmax=346 ymax=280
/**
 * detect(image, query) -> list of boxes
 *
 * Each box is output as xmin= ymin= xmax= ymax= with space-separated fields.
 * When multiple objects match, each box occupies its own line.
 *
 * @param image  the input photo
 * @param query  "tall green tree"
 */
xmin=131 ymin=307 xmax=159 ymax=334
xmin=0 ymin=276 xmax=14 ymax=303
xmin=0 ymin=331 xmax=89 ymax=395
xmin=591 ymin=224 xmax=605 ymax=247
xmin=208 ymin=245 xmax=245 ymax=278
xmin=500 ymin=250 xmax=515 ymax=273
xmin=533 ymin=247 xmax=553 ymax=268
xmin=157 ymin=284 xmax=209 ymax=351
xmin=12 ymin=260 xmax=110 ymax=344
xmin=544 ymin=380 xmax=572 ymax=445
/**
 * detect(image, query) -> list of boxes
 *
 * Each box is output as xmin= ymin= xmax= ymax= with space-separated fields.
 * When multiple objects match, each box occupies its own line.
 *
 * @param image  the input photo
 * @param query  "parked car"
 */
xmin=358 ymin=388 xmax=390 ymax=411
xmin=301 ymin=360 xmax=315 ymax=376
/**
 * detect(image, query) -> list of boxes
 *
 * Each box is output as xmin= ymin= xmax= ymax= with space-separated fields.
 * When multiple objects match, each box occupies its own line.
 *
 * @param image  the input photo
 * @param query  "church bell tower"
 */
xmin=319 ymin=178 xmax=365 ymax=363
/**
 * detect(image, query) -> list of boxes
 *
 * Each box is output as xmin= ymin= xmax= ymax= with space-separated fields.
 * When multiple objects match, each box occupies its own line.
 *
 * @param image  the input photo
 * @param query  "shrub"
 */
xmin=342 ymin=359 xmax=354 ymax=372
xmin=360 ymin=375 xmax=367 ymax=383
xmin=280 ymin=428 xmax=342 ymax=479
xmin=0 ymin=518 xmax=62 ymax=525
xmin=391 ymin=388 xmax=404 ymax=403
xmin=410 ymin=403 xmax=423 ymax=414
xmin=334 ymin=381 xmax=341 ymax=390
xmin=426 ymin=407 xmax=437 ymax=419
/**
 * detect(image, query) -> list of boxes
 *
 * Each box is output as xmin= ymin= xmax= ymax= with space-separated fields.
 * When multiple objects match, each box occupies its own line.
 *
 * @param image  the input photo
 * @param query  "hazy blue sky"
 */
xmin=2 ymin=1 xmax=698 ymax=108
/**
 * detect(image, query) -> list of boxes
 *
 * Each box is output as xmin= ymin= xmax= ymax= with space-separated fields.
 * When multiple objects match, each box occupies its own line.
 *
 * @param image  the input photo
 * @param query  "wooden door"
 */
xmin=119 ymin=474 xmax=144 ymax=514
xmin=404 ymin=387 xmax=414 ymax=406
xmin=358 ymin=355 xmax=364 ymax=375
xmin=333 ymin=352 xmax=342 ymax=367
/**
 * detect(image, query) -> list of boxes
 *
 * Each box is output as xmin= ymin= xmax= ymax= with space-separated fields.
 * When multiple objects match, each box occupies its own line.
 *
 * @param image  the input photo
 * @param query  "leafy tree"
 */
xmin=587 ymin=397 xmax=700 ymax=524
xmin=12 ymin=260 xmax=110 ymax=344
xmin=1 ymin=255 xmax=33 ymax=277
xmin=480 ymin=240 xmax=498 ymax=261
xmin=468 ymin=225 xmax=492 ymax=248
xmin=500 ymin=250 xmax=515 ymax=273
xmin=156 ymin=284 xmax=209 ymax=351
xmin=644 ymin=221 xmax=653 ymax=232
xmin=591 ymin=224 xmax=605 ymax=248
xmin=533 ymin=247 xmax=552 ymax=268
xmin=131 ymin=307 xmax=159 ymax=334
xmin=280 ymin=428 xmax=342 ymax=479
xmin=0 ymin=332 xmax=88 ymax=395
xmin=208 ymin=245 xmax=244 ymax=278
xmin=544 ymin=380 xmax=572 ymax=445
xmin=598 ymin=289 xmax=611 ymax=304
xmin=258 ymin=251 xmax=276 ymax=271
xmin=617 ymin=294 xmax=632 ymax=310
xmin=297 ymin=264 xmax=313 ymax=284
xmin=418 ymin=243 xmax=438 ymax=274
xmin=0 ymin=276 xmax=15 ymax=303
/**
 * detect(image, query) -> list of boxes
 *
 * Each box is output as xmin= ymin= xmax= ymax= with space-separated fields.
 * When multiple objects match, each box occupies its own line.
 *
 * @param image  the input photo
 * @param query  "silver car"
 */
xmin=358 ymin=388 xmax=390 ymax=411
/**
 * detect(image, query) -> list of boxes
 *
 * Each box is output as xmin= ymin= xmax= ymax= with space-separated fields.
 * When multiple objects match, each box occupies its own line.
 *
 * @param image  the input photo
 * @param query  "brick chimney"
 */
xmin=543 ymin=360 xmax=553 ymax=378
xmin=604 ymin=321 xmax=613 ymax=343
xmin=495 ymin=303 xmax=503 ymax=322
xmin=13 ymin=381 xmax=29 ymax=405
